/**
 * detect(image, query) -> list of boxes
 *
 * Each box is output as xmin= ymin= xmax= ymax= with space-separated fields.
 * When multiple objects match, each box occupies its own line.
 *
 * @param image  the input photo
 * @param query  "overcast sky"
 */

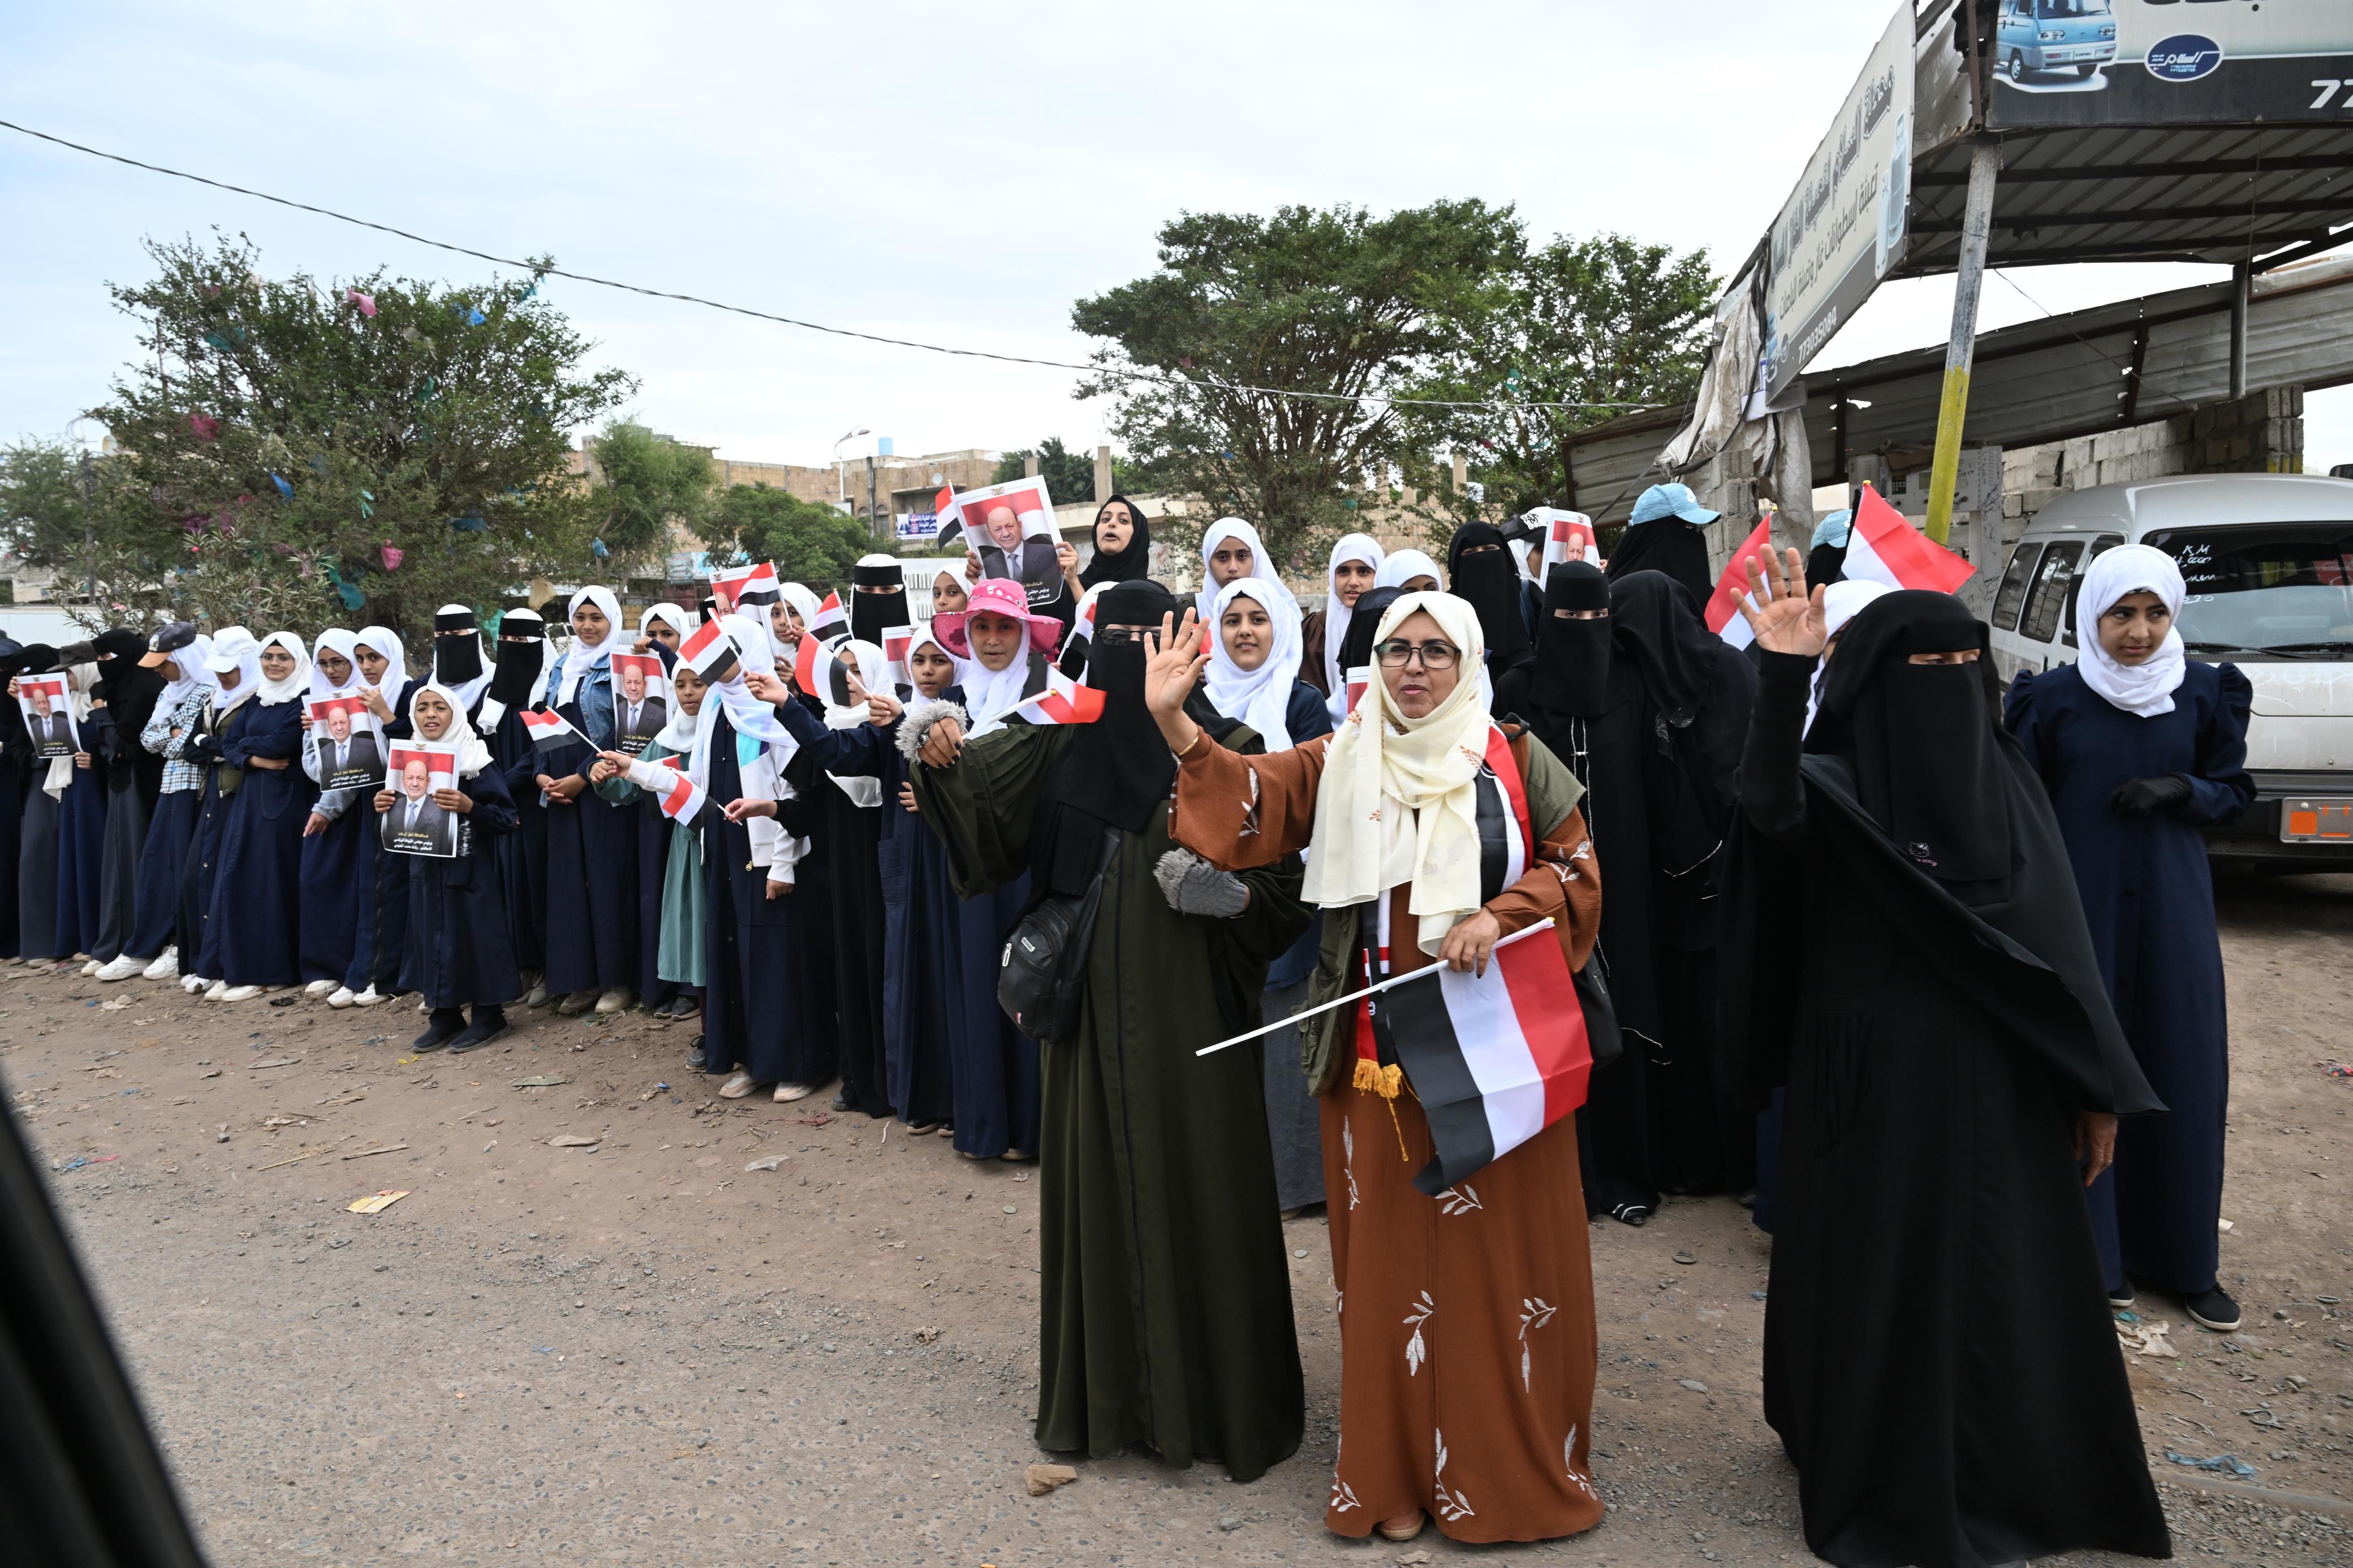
xmin=4 ymin=0 xmax=2346 ymax=476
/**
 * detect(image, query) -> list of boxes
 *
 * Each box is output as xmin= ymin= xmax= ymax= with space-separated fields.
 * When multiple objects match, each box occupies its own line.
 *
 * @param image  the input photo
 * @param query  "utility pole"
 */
xmin=867 ymin=455 xmax=882 ymax=542
xmin=2229 ymin=260 xmax=2252 ymax=401
xmin=77 ymin=445 xmax=94 ymax=603
xmin=1924 ymin=140 xmax=2000 ymax=546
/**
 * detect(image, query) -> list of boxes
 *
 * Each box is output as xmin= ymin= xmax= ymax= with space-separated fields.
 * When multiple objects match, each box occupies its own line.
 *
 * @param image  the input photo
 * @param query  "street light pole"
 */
xmin=832 ymin=426 xmax=869 ymax=508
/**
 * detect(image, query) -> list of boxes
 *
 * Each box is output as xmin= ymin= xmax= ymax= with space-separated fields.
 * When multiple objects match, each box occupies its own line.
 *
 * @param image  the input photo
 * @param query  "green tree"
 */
xmin=587 ymin=420 xmax=714 ymax=560
xmin=990 ymin=437 xmax=1109 ymax=505
xmin=1071 ymin=200 xmax=1523 ymax=573
xmin=70 ymin=232 xmax=632 ymax=639
xmin=1404 ymin=234 xmax=1716 ymax=519
xmin=0 ymin=438 xmax=94 ymax=573
xmin=698 ymin=483 xmax=872 ymax=594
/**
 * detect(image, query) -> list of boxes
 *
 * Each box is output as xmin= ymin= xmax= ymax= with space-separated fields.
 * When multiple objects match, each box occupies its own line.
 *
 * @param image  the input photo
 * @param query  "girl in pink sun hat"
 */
xmin=930 ymin=577 xmax=1061 ymax=731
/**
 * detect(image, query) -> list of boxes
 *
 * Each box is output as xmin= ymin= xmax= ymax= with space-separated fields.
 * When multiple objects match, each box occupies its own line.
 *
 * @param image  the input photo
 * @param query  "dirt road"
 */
xmin=8 ymin=874 xmax=2353 ymax=1565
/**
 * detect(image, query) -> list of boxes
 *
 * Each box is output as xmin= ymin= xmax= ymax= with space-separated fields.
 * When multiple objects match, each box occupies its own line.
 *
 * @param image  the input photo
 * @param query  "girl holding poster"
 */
xmin=194 ymin=632 xmax=311 ymax=1001
xmin=591 ymin=660 xmax=707 ymax=1023
xmin=378 ymin=683 xmax=519 ymax=1053
xmin=297 ymin=629 xmax=376 ymax=993
xmin=336 ymin=627 xmax=420 ymax=1009
xmin=537 ymin=587 xmax=637 ymax=1016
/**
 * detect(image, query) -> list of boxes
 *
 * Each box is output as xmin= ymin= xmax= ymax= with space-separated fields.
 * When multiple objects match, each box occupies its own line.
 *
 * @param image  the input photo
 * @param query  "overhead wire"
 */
xmin=0 ymin=118 xmax=1669 ymax=418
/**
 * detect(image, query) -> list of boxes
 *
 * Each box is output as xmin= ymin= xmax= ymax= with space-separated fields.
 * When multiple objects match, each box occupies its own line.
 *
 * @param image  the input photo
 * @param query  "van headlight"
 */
xmin=2039 ymin=28 xmax=2066 ymax=41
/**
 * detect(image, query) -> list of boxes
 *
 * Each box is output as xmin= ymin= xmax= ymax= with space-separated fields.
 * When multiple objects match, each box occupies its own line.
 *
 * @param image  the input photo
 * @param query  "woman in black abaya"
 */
xmin=1721 ymin=554 xmax=2168 ymax=1568
xmin=1609 ymin=569 xmax=1755 ymax=1195
xmin=1447 ymin=521 xmax=1535 ymax=718
xmin=1604 ymin=483 xmax=1718 ymax=610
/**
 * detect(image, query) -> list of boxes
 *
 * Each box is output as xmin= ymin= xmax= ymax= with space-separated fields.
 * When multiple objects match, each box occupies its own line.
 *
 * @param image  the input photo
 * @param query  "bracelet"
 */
xmin=1174 ymin=728 xmax=1204 ymax=760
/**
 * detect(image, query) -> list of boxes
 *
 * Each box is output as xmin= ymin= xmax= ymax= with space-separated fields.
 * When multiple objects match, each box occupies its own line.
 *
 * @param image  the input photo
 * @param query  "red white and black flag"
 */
xmin=519 ymin=707 xmax=585 ymax=753
xmin=680 ymin=620 xmax=739 ymax=685
xmin=807 ymin=590 xmax=848 ymax=642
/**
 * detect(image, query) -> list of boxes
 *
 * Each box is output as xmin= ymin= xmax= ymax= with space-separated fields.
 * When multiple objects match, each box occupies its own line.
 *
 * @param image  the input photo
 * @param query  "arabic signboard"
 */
xmin=1761 ymin=0 xmax=1917 ymax=404
xmin=1988 ymin=0 xmax=2353 ymax=127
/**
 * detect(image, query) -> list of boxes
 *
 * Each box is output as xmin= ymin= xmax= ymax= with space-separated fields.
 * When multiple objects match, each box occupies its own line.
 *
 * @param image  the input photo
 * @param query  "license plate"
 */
xmin=2282 ymin=799 xmax=2353 ymax=843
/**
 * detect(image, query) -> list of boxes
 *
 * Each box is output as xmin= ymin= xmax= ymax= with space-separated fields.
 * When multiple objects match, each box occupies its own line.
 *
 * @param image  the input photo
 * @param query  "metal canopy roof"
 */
xmin=1902 ymin=122 xmax=2353 ymax=274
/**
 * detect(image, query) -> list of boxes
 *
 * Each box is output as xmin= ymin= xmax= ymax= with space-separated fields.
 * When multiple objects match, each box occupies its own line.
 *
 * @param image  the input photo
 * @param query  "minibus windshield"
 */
xmin=2143 ymin=523 xmax=2353 ymax=658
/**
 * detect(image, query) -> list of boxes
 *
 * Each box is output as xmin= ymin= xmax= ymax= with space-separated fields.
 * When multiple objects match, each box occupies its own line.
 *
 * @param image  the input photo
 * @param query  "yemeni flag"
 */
xmin=808 ymin=590 xmax=848 ymax=642
xmin=732 ymin=561 xmax=781 ymax=608
xmin=1364 ymin=724 xmax=1592 ymax=1193
xmin=1344 ymin=664 xmax=1372 ymax=715
xmin=519 ymin=707 xmax=585 ymax=753
xmin=1011 ymin=665 xmax=1106 ymax=726
xmin=1059 ymin=593 xmax=1098 ymax=664
xmin=642 ymin=763 xmax=708 ymax=824
xmin=681 ymin=619 xmax=739 ymax=685
xmin=1704 ymin=515 xmax=1780 ymax=651
xmin=1841 ymin=483 xmax=1975 ymax=597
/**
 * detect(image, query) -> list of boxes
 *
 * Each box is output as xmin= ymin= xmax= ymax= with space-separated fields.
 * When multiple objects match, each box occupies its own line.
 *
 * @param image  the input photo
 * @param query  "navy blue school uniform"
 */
xmin=51 ymin=756 xmax=109 ymax=960
xmin=345 ymin=679 xmax=420 ymax=995
xmin=778 ymin=694 xmax=889 ymax=1116
xmin=204 ymin=697 xmax=311 ymax=987
xmin=397 ymin=762 xmax=523 ymax=1009
xmin=85 ymin=702 xmax=159 ymax=965
xmin=699 ymin=706 xmax=837 ymax=1086
xmin=179 ymin=706 xmax=242 ymax=977
xmin=785 ymin=696 xmax=964 ymax=1129
xmin=2008 ymin=658 xmax=2254 ymax=1298
xmin=627 ymin=643 xmax=681 ymax=1013
xmin=125 ymin=689 xmax=206 ymax=962
xmin=485 ymin=703 xmax=550 ymax=977
xmin=297 ymin=719 xmax=368 ymax=983
xmin=539 ymin=659 xmax=637 ymax=996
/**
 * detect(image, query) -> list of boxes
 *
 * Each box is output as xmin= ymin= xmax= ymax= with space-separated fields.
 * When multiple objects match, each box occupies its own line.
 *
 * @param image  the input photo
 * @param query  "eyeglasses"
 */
xmin=1375 ymin=639 xmax=1460 ymax=669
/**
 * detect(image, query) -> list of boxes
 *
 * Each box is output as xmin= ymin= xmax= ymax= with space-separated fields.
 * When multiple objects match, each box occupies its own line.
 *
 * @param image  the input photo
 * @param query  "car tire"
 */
xmin=2007 ymin=51 xmax=2025 ymax=83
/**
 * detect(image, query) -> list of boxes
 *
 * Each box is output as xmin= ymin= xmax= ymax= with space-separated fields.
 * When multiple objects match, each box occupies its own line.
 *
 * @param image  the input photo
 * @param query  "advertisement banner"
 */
xmin=1988 ymin=0 xmax=2353 ymax=127
xmin=895 ymin=511 xmax=941 ymax=542
xmin=1761 ymin=0 xmax=1916 ymax=403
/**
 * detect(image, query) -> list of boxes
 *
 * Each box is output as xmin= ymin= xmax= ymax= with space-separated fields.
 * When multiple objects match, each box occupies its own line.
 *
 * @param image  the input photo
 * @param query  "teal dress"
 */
xmin=593 ymin=738 xmax=706 ymax=987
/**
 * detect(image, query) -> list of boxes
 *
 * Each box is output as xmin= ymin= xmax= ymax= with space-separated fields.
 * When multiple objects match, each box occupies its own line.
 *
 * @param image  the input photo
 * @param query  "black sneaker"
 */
xmin=447 ymin=1012 xmax=511 ymax=1055
xmin=2108 ymin=1285 xmax=2137 ymax=1310
xmin=831 ymin=1087 xmax=853 ymax=1113
xmin=2186 ymin=1288 xmax=2242 ymax=1333
xmin=685 ymin=1034 xmax=707 ymax=1072
xmin=412 ymin=1011 xmax=464 ymax=1052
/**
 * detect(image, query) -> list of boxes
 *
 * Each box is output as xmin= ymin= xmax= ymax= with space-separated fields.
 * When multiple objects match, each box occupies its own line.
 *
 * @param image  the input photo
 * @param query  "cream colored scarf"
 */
xmin=1299 ymin=591 xmax=1492 ymax=955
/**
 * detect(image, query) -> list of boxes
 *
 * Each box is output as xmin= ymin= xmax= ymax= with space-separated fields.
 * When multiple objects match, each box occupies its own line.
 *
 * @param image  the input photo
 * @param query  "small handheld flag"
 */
xmin=636 ymin=761 xmax=708 ymax=824
xmin=1017 ymin=665 xmax=1106 ymax=727
xmin=1705 ymin=516 xmax=1780 ymax=650
xmin=681 ymin=620 xmax=740 ymax=685
xmin=1842 ymin=484 xmax=1975 ymax=598
xmin=732 ymin=561 xmax=781 ymax=608
xmin=519 ymin=707 xmax=585 ymax=753
xmin=807 ymin=591 xmax=848 ymax=642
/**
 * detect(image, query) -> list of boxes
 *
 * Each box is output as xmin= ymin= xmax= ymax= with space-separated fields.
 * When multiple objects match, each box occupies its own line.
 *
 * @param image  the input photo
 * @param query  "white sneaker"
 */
xmin=142 ymin=947 xmax=179 ymax=980
xmin=80 ymin=958 xmax=102 ymax=977
xmin=351 ymin=986 xmax=383 ymax=1007
xmin=219 ymin=984 xmax=262 ymax=1002
xmin=594 ymin=987 xmax=632 ymax=1014
xmin=304 ymin=978 xmax=338 ymax=997
xmin=96 ymin=955 xmax=146 ymax=982
xmin=182 ymin=973 xmax=212 ymax=995
xmin=203 ymin=980 xmax=228 ymax=1001
xmin=326 ymin=986 xmax=356 ymax=1008
xmin=524 ymin=980 xmax=550 ymax=1008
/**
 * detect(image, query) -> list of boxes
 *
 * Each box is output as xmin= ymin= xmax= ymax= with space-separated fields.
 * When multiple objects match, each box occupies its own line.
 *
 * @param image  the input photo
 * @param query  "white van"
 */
xmin=1986 ymin=473 xmax=2353 ymax=868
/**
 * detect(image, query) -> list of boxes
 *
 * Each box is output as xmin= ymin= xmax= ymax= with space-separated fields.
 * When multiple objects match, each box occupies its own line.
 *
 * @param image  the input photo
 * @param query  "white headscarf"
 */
xmin=158 ymin=634 xmax=216 ymax=712
xmin=960 ymin=641 xmax=1043 ymax=729
xmin=353 ymin=625 xmax=409 ymax=708
xmin=903 ymin=625 xmax=962 ymax=701
xmin=818 ymin=637 xmax=890 ymax=808
xmin=254 ymin=632 xmax=310 ymax=706
xmin=1321 ymin=533 xmax=1385 ymax=712
xmin=652 ymin=666 xmax=701 ymax=755
xmin=204 ymin=627 xmax=264 ymax=718
xmin=640 ymin=601 xmax=695 ymax=642
xmin=2075 ymin=543 xmax=2188 ymax=718
xmin=1196 ymin=517 xmax=1298 ymax=623
xmin=1299 ymin=591 xmax=1494 ymax=956
xmin=1205 ymin=577 xmax=1305 ymax=752
xmin=928 ymin=559 xmax=973 ymax=615
xmin=310 ymin=629 xmax=364 ymax=703
xmin=1376 ymin=550 xmax=1443 ymax=593
xmin=685 ymin=614 xmax=799 ymax=793
xmin=779 ymin=582 xmax=825 ymax=634
xmin=1805 ymin=580 xmax=1896 ymax=735
xmin=408 ymin=680 xmax=493 ymax=777
xmin=558 ymin=586 xmax=622 ymax=705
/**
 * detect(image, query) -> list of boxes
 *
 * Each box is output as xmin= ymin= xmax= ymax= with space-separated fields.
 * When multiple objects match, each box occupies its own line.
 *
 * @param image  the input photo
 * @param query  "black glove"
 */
xmin=2110 ymin=774 xmax=2194 ymax=817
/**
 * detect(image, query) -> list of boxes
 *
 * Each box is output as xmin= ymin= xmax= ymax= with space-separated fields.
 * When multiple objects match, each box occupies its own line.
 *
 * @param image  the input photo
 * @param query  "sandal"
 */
xmin=1375 ymin=1510 xmax=1426 ymax=1542
xmin=773 ymin=1082 xmax=818 ymax=1103
xmin=719 ymin=1072 xmax=763 ymax=1100
xmin=906 ymin=1120 xmax=943 ymax=1136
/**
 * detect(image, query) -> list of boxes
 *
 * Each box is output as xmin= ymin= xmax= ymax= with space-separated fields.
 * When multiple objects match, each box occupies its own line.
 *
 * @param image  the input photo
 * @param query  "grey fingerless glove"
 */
xmin=895 ymin=698 xmax=969 ymax=764
xmin=1154 ymin=848 xmax=1249 ymax=919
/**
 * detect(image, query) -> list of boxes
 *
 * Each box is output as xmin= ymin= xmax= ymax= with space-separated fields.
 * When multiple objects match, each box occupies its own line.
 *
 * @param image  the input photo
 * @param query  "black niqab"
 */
xmin=1040 ymin=580 xmax=1179 ymax=834
xmin=434 ymin=607 xmax=484 ymax=686
xmin=1531 ymin=564 xmax=1615 ymax=719
xmin=1447 ymin=522 xmax=1531 ymax=667
xmin=1333 ymin=586 xmax=1403 ymax=675
xmin=1079 ymin=495 xmax=1154 ymax=588
xmin=1607 ymin=570 xmax=1717 ymax=723
xmin=1807 ymin=590 xmax=2011 ymax=893
xmin=90 ymin=628 xmax=164 ymax=742
xmin=1605 ymin=517 xmax=1713 ymax=610
xmin=487 ymin=608 xmax=546 ymax=710
xmin=851 ymin=561 xmax=912 ymax=645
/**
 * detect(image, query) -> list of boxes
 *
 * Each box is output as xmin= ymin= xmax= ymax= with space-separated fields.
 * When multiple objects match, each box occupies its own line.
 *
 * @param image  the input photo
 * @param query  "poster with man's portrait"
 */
xmin=944 ymin=477 xmax=1063 ymax=610
xmin=16 ymin=675 xmax=77 ymax=760
xmin=308 ymin=696 xmax=386 ymax=792
xmin=610 ymin=652 xmax=670 ymax=757
xmin=382 ymin=744 xmax=462 ymax=859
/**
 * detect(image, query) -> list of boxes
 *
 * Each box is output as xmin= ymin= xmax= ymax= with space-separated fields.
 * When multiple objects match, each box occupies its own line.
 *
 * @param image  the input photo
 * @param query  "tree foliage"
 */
xmin=0 ymin=439 xmax=95 ymax=574
xmin=990 ymin=436 xmax=1110 ymax=506
xmin=1071 ymin=200 xmax=1522 ymax=573
xmin=1402 ymin=233 xmax=1716 ymax=519
xmin=588 ymin=420 xmax=715 ymax=560
xmin=696 ymin=483 xmax=872 ymax=594
xmin=63 ymin=232 xmax=632 ymax=640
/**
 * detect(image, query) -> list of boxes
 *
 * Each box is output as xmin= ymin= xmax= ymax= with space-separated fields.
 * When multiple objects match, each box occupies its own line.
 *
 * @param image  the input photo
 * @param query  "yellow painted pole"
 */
xmin=1925 ymin=141 xmax=2001 ymax=545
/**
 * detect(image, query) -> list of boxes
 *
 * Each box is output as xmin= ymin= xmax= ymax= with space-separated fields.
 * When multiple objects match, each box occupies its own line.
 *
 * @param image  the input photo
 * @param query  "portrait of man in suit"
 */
xmin=614 ymin=656 xmax=667 ymax=750
xmin=314 ymin=701 xmax=385 ymax=791
xmin=382 ymin=754 xmax=458 ymax=858
xmin=973 ymin=503 xmax=1067 ymax=610
xmin=20 ymin=680 xmax=76 ymax=759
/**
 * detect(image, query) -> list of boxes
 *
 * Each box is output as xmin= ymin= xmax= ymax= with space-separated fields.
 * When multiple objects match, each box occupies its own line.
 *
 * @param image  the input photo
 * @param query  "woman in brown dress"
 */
xmin=1141 ymin=591 xmax=1607 ymax=1546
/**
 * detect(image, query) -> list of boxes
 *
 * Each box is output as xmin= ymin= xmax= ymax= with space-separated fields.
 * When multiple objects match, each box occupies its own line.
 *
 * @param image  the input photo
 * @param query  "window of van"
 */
xmin=1992 ymin=541 xmax=2041 ymax=632
xmin=2144 ymin=522 xmax=2353 ymax=659
xmin=2019 ymin=540 xmax=2083 ymax=644
xmin=2061 ymin=533 xmax=2124 ymax=647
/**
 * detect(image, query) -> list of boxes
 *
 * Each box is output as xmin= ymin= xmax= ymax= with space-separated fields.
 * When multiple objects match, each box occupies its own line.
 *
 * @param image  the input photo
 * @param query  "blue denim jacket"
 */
xmin=540 ymin=656 xmax=615 ymax=772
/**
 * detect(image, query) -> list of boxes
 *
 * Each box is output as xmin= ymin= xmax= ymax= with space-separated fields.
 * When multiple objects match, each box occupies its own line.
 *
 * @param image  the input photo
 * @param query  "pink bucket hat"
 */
xmin=933 ymin=575 xmax=1063 ymax=657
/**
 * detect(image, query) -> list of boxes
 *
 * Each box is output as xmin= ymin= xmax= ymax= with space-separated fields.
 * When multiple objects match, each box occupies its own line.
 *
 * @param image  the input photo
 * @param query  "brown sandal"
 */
xmin=1375 ymin=1510 xmax=1426 ymax=1542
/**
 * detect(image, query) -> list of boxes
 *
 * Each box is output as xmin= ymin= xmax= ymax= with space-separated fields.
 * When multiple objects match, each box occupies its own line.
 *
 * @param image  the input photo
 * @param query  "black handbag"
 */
xmin=1574 ymin=951 xmax=1623 ymax=1070
xmin=998 ymin=829 xmax=1118 ymax=1046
